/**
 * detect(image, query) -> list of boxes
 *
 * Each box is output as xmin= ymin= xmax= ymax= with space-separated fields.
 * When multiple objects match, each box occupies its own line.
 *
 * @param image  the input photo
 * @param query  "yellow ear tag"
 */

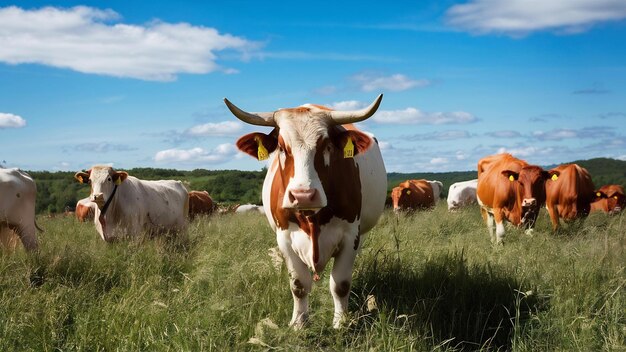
xmin=78 ymin=176 xmax=84 ymax=183
xmin=614 ymin=196 xmax=619 ymax=200
xmin=255 ymin=136 xmax=269 ymax=161
xmin=406 ymin=190 xmax=411 ymax=195
xmin=509 ymin=175 xmax=515 ymax=182
xmin=344 ymin=138 xmax=354 ymax=158
xmin=115 ymin=178 xmax=122 ymax=186
xmin=597 ymin=192 xmax=602 ymax=197
xmin=551 ymin=174 xmax=558 ymax=181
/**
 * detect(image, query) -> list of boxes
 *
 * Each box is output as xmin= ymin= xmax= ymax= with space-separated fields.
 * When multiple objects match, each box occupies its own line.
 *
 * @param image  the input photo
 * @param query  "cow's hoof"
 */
xmin=332 ymin=314 xmax=348 ymax=329
xmin=289 ymin=315 xmax=308 ymax=330
xmin=525 ymin=229 xmax=534 ymax=236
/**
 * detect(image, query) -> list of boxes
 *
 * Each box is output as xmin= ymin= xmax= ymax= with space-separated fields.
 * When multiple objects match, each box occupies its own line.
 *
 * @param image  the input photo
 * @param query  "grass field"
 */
xmin=0 ymin=204 xmax=624 ymax=351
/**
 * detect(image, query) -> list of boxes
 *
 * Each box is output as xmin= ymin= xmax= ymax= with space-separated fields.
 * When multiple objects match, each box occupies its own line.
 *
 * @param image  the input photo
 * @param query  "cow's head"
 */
xmin=593 ymin=186 xmax=625 ymax=214
xmin=502 ymin=166 xmax=553 ymax=225
xmin=75 ymin=166 xmax=128 ymax=209
xmin=226 ymin=95 xmax=382 ymax=212
xmin=391 ymin=182 xmax=413 ymax=212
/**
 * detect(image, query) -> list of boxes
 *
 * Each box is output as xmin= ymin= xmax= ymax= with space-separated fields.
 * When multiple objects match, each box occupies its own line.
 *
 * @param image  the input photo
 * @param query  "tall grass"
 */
xmin=0 ymin=204 xmax=624 ymax=351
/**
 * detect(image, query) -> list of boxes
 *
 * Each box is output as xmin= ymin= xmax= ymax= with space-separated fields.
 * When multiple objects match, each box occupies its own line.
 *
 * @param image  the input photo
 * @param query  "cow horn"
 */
xmin=223 ymin=98 xmax=276 ymax=126
xmin=328 ymin=94 xmax=383 ymax=125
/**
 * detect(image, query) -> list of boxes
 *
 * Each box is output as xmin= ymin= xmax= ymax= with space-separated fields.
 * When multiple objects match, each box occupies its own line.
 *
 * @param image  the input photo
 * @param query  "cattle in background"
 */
xmin=545 ymin=164 xmax=595 ymax=230
xmin=0 ymin=168 xmax=41 ymax=250
xmin=235 ymin=204 xmax=265 ymax=214
xmin=447 ymin=179 xmax=478 ymax=211
xmin=477 ymin=153 xmax=550 ymax=243
xmin=75 ymin=197 xmax=96 ymax=222
xmin=391 ymin=179 xmax=435 ymax=211
xmin=427 ymin=180 xmax=444 ymax=202
xmin=74 ymin=166 xmax=188 ymax=242
xmin=188 ymin=190 xmax=216 ymax=219
xmin=226 ymin=94 xmax=387 ymax=328
xmin=591 ymin=185 xmax=625 ymax=215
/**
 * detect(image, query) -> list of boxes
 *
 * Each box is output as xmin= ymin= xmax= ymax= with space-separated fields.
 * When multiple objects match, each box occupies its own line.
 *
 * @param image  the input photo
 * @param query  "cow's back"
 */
xmin=477 ymin=154 xmax=526 ymax=210
xmin=119 ymin=178 xmax=188 ymax=230
xmin=0 ymin=169 xmax=37 ymax=223
xmin=355 ymin=138 xmax=387 ymax=233
xmin=546 ymin=164 xmax=594 ymax=218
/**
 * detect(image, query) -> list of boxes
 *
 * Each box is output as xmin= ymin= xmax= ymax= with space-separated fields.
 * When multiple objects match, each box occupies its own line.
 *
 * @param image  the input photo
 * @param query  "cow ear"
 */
xmin=236 ymin=132 xmax=278 ymax=160
xmin=593 ymin=190 xmax=607 ymax=201
xmin=501 ymin=170 xmax=519 ymax=181
xmin=113 ymin=171 xmax=128 ymax=185
xmin=74 ymin=170 xmax=91 ymax=184
xmin=334 ymin=130 xmax=372 ymax=157
xmin=545 ymin=170 xmax=559 ymax=181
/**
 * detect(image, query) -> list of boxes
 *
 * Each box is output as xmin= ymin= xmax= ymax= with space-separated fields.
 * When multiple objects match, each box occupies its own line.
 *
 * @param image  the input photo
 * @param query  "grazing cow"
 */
xmin=225 ymin=94 xmax=387 ymax=328
xmin=427 ymin=180 xmax=444 ymax=202
xmin=188 ymin=190 xmax=216 ymax=219
xmin=0 ymin=168 xmax=40 ymax=250
xmin=447 ymin=179 xmax=478 ymax=211
xmin=591 ymin=185 xmax=625 ymax=215
xmin=545 ymin=164 xmax=595 ymax=230
xmin=74 ymin=166 xmax=188 ymax=241
xmin=391 ymin=180 xmax=435 ymax=211
xmin=235 ymin=203 xmax=265 ymax=214
xmin=476 ymin=153 xmax=550 ymax=243
xmin=75 ymin=197 xmax=96 ymax=222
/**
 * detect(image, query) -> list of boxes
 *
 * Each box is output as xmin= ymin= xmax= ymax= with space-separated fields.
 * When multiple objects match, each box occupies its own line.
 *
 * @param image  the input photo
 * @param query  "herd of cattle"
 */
xmin=1 ymin=94 xmax=624 ymax=328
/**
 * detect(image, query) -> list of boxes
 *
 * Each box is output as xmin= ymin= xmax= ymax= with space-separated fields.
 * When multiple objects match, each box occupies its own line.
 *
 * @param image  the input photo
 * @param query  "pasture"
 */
xmin=1 ymin=204 xmax=624 ymax=351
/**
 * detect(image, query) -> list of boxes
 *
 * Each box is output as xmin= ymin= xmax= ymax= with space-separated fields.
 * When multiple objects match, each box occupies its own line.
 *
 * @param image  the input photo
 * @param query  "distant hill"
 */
xmin=26 ymin=158 xmax=626 ymax=214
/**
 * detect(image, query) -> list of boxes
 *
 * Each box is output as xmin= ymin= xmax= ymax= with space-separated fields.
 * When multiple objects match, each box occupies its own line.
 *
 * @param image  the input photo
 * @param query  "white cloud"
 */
xmin=329 ymin=100 xmax=367 ymax=110
xmin=69 ymin=142 xmax=137 ymax=153
xmin=430 ymin=157 xmax=448 ymax=165
xmin=0 ymin=6 xmax=256 ymax=81
xmin=185 ymin=121 xmax=244 ymax=137
xmin=532 ymin=126 xmax=615 ymax=141
xmin=0 ymin=113 xmax=26 ymax=129
xmin=154 ymin=143 xmax=239 ymax=164
xmin=373 ymin=107 xmax=477 ymax=125
xmin=406 ymin=130 xmax=471 ymax=141
xmin=485 ymin=130 xmax=522 ymax=138
xmin=352 ymin=73 xmax=430 ymax=92
xmin=446 ymin=0 xmax=626 ymax=36
xmin=497 ymin=146 xmax=555 ymax=158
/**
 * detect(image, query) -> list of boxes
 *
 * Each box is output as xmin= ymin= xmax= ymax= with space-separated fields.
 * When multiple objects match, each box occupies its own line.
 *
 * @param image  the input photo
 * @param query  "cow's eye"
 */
xmin=107 ymin=177 xmax=112 ymax=182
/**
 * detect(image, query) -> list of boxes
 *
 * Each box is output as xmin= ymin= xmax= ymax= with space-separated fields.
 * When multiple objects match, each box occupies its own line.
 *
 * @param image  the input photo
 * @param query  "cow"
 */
xmin=0 ymin=168 xmax=41 ymax=250
xmin=545 ymin=164 xmax=595 ymax=230
xmin=75 ymin=197 xmax=96 ymax=222
xmin=591 ymin=185 xmax=625 ymax=215
xmin=447 ymin=179 xmax=478 ymax=211
xmin=476 ymin=153 xmax=551 ymax=243
xmin=427 ymin=180 xmax=444 ymax=202
xmin=188 ymin=190 xmax=216 ymax=219
xmin=391 ymin=179 xmax=435 ymax=211
xmin=235 ymin=203 xmax=265 ymax=214
xmin=225 ymin=94 xmax=387 ymax=329
xmin=74 ymin=166 xmax=188 ymax=242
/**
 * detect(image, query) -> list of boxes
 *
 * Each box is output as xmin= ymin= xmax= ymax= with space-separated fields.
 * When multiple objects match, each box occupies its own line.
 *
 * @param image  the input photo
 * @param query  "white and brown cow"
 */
xmin=74 ymin=166 xmax=188 ymax=241
xmin=0 ymin=168 xmax=41 ymax=250
xmin=447 ymin=179 xmax=478 ymax=211
xmin=226 ymin=94 xmax=387 ymax=328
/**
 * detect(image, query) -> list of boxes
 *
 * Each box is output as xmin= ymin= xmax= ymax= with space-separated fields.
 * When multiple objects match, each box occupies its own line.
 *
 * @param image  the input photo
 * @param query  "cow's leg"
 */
xmin=485 ymin=211 xmax=496 ymax=243
xmin=546 ymin=203 xmax=559 ymax=231
xmin=493 ymin=210 xmax=506 ymax=244
xmin=330 ymin=247 xmax=357 ymax=328
xmin=276 ymin=238 xmax=312 ymax=329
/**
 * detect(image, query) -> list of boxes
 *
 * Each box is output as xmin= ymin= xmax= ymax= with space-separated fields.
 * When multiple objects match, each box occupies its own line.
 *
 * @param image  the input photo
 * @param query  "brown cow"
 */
xmin=188 ymin=191 xmax=215 ymax=219
xmin=391 ymin=180 xmax=435 ymax=211
xmin=75 ymin=197 xmax=96 ymax=222
xmin=591 ymin=185 xmax=625 ymax=214
xmin=545 ymin=164 xmax=595 ymax=230
xmin=477 ymin=153 xmax=550 ymax=243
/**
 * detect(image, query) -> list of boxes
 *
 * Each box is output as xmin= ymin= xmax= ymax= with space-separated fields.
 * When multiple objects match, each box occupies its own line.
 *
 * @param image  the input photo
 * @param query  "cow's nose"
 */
xmin=287 ymin=188 xmax=319 ymax=208
xmin=522 ymin=198 xmax=537 ymax=207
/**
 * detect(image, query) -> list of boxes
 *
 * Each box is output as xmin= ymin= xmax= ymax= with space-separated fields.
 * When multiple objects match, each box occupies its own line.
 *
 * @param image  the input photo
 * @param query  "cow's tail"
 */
xmin=35 ymin=221 xmax=44 ymax=233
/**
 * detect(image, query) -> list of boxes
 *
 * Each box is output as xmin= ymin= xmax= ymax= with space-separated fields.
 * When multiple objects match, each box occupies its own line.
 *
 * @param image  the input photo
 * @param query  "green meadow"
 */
xmin=1 ymin=204 xmax=624 ymax=351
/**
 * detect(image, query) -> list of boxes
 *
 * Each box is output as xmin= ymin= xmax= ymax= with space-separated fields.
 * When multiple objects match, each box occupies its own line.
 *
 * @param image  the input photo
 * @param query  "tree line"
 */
xmin=25 ymin=158 xmax=626 ymax=214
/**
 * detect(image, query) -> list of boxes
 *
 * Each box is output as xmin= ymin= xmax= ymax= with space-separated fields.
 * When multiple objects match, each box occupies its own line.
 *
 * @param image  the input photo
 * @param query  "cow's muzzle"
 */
xmin=521 ymin=198 xmax=537 ymax=207
xmin=92 ymin=193 xmax=105 ymax=209
xmin=285 ymin=188 xmax=322 ymax=210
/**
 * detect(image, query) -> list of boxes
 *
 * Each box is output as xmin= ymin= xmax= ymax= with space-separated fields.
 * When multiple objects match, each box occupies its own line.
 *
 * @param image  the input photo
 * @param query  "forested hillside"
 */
xmin=25 ymin=157 xmax=626 ymax=214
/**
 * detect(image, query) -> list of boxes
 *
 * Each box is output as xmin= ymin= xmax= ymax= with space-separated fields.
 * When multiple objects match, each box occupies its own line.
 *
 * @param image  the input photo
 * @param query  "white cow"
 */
xmin=74 ymin=166 xmax=188 ymax=241
xmin=226 ymin=94 xmax=387 ymax=328
xmin=447 ymin=179 xmax=478 ymax=211
xmin=235 ymin=204 xmax=265 ymax=214
xmin=0 ymin=168 xmax=40 ymax=250
xmin=427 ymin=180 xmax=444 ymax=203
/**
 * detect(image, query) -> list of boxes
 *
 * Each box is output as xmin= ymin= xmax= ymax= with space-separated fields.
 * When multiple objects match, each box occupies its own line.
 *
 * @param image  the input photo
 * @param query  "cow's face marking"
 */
xmin=502 ymin=166 xmax=549 ymax=222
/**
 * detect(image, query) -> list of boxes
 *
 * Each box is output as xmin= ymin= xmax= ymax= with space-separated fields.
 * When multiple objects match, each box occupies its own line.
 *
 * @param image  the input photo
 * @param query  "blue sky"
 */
xmin=1 ymin=0 xmax=626 ymax=172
